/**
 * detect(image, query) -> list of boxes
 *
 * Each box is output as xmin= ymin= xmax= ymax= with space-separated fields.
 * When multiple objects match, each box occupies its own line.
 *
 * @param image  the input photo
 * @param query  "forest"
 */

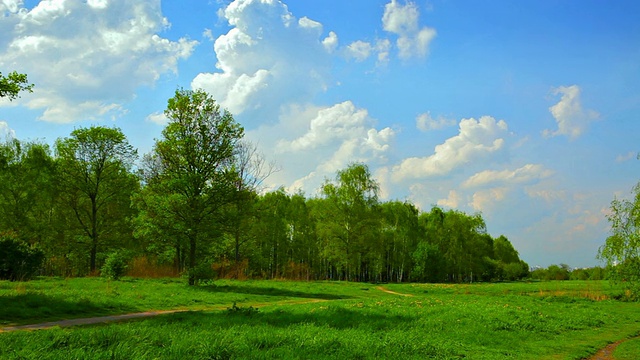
xmin=0 ymin=89 xmax=529 ymax=285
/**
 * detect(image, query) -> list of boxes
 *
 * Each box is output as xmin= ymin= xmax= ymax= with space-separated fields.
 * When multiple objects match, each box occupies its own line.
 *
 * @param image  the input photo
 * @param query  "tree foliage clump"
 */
xmin=0 ymin=71 xmax=33 ymax=101
xmin=101 ymin=251 xmax=130 ymax=281
xmin=599 ymin=182 xmax=640 ymax=300
xmin=0 ymin=232 xmax=44 ymax=281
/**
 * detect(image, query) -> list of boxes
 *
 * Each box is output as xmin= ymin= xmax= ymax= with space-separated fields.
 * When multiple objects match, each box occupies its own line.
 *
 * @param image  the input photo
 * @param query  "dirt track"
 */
xmin=585 ymin=335 xmax=640 ymax=360
xmin=375 ymin=286 xmax=414 ymax=297
xmin=0 ymin=298 xmax=328 ymax=333
xmin=0 ymin=309 xmax=190 ymax=333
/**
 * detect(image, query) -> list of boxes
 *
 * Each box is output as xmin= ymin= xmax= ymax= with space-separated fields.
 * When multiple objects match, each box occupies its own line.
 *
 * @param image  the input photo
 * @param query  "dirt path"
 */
xmin=0 ymin=298 xmax=329 ymax=333
xmin=376 ymin=286 xmax=414 ymax=297
xmin=585 ymin=335 xmax=640 ymax=360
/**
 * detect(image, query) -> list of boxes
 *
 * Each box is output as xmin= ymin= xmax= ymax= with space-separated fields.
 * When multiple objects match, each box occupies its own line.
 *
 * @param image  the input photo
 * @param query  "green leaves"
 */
xmin=599 ymin=182 xmax=640 ymax=299
xmin=0 ymin=71 xmax=33 ymax=101
xmin=0 ymin=232 xmax=44 ymax=281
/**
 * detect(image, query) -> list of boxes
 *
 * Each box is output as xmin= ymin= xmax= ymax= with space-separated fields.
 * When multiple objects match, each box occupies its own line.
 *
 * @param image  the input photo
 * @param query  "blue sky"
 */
xmin=1 ymin=0 xmax=639 ymax=268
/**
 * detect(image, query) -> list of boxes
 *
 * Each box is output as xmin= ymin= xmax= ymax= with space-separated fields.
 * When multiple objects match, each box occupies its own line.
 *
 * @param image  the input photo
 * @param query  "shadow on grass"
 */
xmin=153 ymin=304 xmax=409 ymax=330
xmin=0 ymin=293 xmax=136 ymax=325
xmin=196 ymin=284 xmax=353 ymax=300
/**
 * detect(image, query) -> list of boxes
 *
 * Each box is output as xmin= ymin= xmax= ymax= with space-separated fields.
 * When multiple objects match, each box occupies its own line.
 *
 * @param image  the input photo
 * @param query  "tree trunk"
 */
xmin=90 ymin=240 xmax=97 ymax=274
xmin=90 ymin=195 xmax=98 ymax=273
xmin=188 ymin=236 xmax=196 ymax=286
xmin=235 ymin=228 xmax=241 ymax=279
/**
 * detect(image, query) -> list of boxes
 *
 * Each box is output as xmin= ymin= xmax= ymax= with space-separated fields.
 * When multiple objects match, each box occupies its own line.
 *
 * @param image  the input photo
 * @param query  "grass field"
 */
xmin=1 ymin=278 xmax=639 ymax=359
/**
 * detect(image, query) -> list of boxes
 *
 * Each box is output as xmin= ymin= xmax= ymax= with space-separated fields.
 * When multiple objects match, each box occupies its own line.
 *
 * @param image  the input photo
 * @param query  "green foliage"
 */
xmin=531 ymin=264 xmax=571 ymax=281
xmin=0 ymin=233 xmax=44 ymax=281
xmin=186 ymin=262 xmax=217 ymax=285
xmin=0 ymin=139 xmax=56 ymax=244
xmin=101 ymin=251 xmax=130 ymax=281
xmin=411 ymin=242 xmax=445 ymax=282
xmin=502 ymin=260 xmax=529 ymax=281
xmin=0 ymin=71 xmax=33 ymax=101
xmin=598 ymin=182 xmax=640 ymax=300
xmin=494 ymin=235 xmax=520 ymax=264
xmin=317 ymin=163 xmax=381 ymax=281
xmin=2 ymin=112 xmax=536 ymax=285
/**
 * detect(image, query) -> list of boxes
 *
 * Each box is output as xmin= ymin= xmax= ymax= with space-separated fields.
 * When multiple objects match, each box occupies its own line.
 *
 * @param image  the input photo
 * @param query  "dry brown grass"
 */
xmin=126 ymin=256 xmax=178 ymax=278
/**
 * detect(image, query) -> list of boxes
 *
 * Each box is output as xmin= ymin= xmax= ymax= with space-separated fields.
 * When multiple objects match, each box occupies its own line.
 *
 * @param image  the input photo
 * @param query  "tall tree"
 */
xmin=599 ymin=182 xmax=640 ymax=299
xmin=284 ymin=192 xmax=319 ymax=280
xmin=253 ymin=189 xmax=290 ymax=278
xmin=139 ymin=89 xmax=243 ymax=285
xmin=380 ymin=201 xmax=421 ymax=282
xmin=318 ymin=163 xmax=380 ymax=281
xmin=0 ymin=71 xmax=33 ymax=100
xmin=56 ymin=126 xmax=138 ymax=273
xmin=225 ymin=141 xmax=276 ymax=275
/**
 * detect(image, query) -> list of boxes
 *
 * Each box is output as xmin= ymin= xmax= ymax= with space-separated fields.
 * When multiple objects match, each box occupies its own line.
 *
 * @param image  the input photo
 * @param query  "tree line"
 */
xmin=1 ymin=89 xmax=529 ymax=284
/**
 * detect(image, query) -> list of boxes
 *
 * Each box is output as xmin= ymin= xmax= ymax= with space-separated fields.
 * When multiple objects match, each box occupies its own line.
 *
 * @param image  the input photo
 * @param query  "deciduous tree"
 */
xmin=138 ymin=89 xmax=243 ymax=285
xmin=318 ymin=163 xmax=380 ymax=281
xmin=56 ymin=126 xmax=138 ymax=273
xmin=599 ymin=182 xmax=640 ymax=299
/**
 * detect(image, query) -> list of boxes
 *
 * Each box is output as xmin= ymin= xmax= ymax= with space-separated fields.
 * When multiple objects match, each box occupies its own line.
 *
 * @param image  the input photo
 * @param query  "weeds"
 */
xmin=226 ymin=302 xmax=259 ymax=316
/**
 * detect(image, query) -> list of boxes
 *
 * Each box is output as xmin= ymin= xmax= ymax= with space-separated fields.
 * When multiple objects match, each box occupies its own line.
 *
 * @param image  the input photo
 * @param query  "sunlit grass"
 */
xmin=1 ymin=278 xmax=638 ymax=359
xmin=614 ymin=336 xmax=640 ymax=360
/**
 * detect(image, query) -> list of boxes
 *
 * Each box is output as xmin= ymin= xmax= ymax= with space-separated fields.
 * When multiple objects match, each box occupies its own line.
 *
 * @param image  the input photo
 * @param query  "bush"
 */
xmin=101 ymin=251 xmax=130 ymax=280
xmin=0 ymin=233 xmax=44 ymax=281
xmin=187 ymin=263 xmax=217 ymax=285
xmin=608 ymin=259 xmax=640 ymax=301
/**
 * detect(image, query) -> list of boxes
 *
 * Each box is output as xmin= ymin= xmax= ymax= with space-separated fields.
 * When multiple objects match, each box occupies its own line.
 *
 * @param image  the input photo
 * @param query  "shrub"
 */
xmin=187 ymin=263 xmax=217 ymax=285
xmin=0 ymin=233 xmax=44 ymax=281
xmin=101 ymin=251 xmax=130 ymax=280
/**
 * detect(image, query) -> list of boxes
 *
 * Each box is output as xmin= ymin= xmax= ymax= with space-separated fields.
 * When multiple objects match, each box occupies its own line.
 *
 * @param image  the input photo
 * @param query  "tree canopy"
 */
xmin=0 ymin=89 xmax=531 ymax=285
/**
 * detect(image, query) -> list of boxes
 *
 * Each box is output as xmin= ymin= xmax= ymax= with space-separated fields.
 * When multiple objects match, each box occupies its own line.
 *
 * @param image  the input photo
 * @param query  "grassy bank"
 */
xmin=1 ymin=278 xmax=639 ymax=359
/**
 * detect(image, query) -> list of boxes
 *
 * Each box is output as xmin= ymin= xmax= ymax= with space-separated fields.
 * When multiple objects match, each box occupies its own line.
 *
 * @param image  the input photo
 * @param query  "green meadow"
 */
xmin=1 ymin=278 xmax=639 ymax=359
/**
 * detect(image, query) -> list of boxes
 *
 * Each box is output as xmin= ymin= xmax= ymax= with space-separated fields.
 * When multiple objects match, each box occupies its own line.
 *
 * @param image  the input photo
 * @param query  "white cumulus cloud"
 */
xmin=416 ymin=112 xmax=456 ymax=131
xmin=470 ymin=187 xmax=508 ymax=212
xmin=392 ymin=116 xmax=509 ymax=181
xmin=0 ymin=0 xmax=21 ymax=13
xmin=345 ymin=40 xmax=373 ymax=62
xmin=0 ymin=120 xmax=16 ymax=139
xmin=437 ymin=190 xmax=461 ymax=208
xmin=543 ymin=85 xmax=599 ymax=140
xmin=278 ymin=101 xmax=394 ymax=158
xmin=463 ymin=164 xmax=553 ymax=188
xmin=191 ymin=0 xmax=332 ymax=118
xmin=275 ymin=101 xmax=395 ymax=193
xmin=0 ymin=1 xmax=197 ymax=123
xmin=382 ymin=0 xmax=436 ymax=59
xmin=322 ymin=31 xmax=338 ymax=53
xmin=145 ymin=111 xmax=168 ymax=125
xmin=615 ymin=151 xmax=636 ymax=163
